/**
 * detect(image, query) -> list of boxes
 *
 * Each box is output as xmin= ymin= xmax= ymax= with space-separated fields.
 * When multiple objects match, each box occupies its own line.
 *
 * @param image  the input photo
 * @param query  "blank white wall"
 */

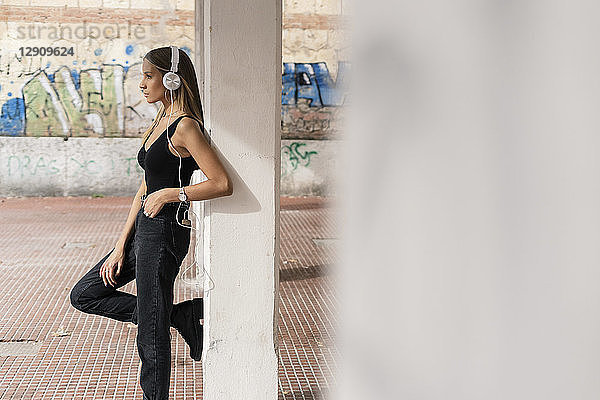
xmin=337 ymin=1 xmax=600 ymax=399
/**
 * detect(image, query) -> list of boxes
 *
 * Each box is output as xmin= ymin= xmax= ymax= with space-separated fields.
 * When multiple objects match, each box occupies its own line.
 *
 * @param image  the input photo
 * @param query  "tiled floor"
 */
xmin=0 ymin=196 xmax=338 ymax=399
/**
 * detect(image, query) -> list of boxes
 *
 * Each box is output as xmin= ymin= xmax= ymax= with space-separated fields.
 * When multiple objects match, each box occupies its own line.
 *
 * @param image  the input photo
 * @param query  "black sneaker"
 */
xmin=172 ymin=298 xmax=204 ymax=361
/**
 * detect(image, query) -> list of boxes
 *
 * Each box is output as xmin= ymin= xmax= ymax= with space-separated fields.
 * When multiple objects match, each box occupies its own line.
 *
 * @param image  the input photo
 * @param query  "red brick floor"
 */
xmin=0 ymin=196 xmax=338 ymax=399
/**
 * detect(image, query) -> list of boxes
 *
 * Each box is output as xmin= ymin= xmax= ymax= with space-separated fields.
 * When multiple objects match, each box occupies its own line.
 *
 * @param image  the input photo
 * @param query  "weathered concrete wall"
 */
xmin=0 ymin=0 xmax=347 ymax=196
xmin=0 ymin=137 xmax=336 ymax=197
xmin=282 ymin=0 xmax=349 ymax=138
xmin=282 ymin=0 xmax=350 ymax=78
xmin=0 ymin=137 xmax=146 ymax=197
xmin=281 ymin=139 xmax=338 ymax=196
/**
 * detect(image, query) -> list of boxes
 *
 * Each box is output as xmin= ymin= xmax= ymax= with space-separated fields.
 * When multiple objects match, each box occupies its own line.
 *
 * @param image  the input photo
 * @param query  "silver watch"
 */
xmin=178 ymin=187 xmax=188 ymax=202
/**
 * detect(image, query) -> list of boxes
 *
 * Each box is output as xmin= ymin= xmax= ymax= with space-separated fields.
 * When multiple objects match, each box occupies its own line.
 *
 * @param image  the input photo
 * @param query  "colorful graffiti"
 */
xmin=0 ymin=61 xmax=347 ymax=138
xmin=23 ymin=65 xmax=121 ymax=137
xmin=281 ymin=62 xmax=347 ymax=139
xmin=0 ymin=61 xmax=155 ymax=137
xmin=282 ymin=62 xmax=348 ymax=107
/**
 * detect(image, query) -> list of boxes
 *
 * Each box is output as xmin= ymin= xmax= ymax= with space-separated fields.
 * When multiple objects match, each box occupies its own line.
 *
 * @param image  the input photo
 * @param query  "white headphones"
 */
xmin=163 ymin=45 xmax=181 ymax=91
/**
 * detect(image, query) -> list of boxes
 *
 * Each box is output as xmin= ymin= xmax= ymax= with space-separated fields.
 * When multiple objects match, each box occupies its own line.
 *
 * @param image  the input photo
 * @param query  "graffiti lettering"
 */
xmin=282 ymin=62 xmax=348 ymax=107
xmin=69 ymin=157 xmax=102 ymax=176
xmin=0 ymin=61 xmax=348 ymax=137
xmin=5 ymin=154 xmax=142 ymax=177
xmin=281 ymin=142 xmax=318 ymax=177
xmin=7 ymin=155 xmax=60 ymax=178
xmin=124 ymin=157 xmax=139 ymax=176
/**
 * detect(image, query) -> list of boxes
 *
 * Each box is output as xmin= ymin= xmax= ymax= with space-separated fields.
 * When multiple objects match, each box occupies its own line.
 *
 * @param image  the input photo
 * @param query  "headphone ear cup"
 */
xmin=163 ymin=71 xmax=181 ymax=90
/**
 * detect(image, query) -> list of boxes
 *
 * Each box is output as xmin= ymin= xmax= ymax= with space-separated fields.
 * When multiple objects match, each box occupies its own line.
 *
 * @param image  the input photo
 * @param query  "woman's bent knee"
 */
xmin=69 ymin=283 xmax=84 ymax=310
xmin=69 ymin=250 xmax=112 ymax=311
xmin=69 ymin=279 xmax=92 ymax=311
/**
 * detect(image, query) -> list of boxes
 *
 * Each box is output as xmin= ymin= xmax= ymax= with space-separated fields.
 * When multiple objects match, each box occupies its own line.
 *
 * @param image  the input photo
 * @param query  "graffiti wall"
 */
xmin=0 ymin=2 xmax=348 ymax=140
xmin=0 ymin=58 xmax=347 ymax=139
xmin=1 ymin=58 xmax=171 ymax=138
xmin=0 ymin=137 xmax=336 ymax=197
xmin=282 ymin=61 xmax=348 ymax=139
xmin=0 ymin=10 xmax=195 ymax=138
xmin=0 ymin=1 xmax=348 ymax=195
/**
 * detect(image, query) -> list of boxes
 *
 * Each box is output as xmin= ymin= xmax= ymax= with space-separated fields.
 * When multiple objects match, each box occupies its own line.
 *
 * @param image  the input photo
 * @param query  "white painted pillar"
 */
xmin=196 ymin=0 xmax=281 ymax=399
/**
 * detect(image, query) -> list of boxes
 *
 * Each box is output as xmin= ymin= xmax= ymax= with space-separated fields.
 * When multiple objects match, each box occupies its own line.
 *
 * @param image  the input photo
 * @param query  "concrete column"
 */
xmin=196 ymin=0 xmax=281 ymax=399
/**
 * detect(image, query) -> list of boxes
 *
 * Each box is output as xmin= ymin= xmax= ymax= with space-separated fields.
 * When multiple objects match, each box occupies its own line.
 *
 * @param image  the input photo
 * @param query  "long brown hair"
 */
xmin=141 ymin=46 xmax=206 ymax=144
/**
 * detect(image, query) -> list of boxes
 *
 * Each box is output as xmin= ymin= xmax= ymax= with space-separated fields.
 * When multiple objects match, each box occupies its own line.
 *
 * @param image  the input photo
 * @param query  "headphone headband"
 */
xmin=170 ymin=45 xmax=179 ymax=73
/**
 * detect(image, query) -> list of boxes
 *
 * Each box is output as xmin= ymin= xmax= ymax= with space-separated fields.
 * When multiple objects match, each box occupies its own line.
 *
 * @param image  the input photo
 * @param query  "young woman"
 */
xmin=69 ymin=46 xmax=232 ymax=400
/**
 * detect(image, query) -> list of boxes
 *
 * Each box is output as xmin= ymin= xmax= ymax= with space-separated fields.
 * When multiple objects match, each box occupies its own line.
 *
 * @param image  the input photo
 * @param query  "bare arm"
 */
xmin=161 ymin=117 xmax=233 ymax=203
xmin=115 ymin=178 xmax=146 ymax=251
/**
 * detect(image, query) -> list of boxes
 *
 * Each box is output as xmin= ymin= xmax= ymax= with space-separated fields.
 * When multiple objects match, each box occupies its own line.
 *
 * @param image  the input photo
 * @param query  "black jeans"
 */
xmin=70 ymin=200 xmax=192 ymax=400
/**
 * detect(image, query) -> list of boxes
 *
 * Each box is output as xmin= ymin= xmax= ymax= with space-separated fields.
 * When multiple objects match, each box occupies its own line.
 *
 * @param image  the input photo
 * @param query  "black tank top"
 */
xmin=137 ymin=115 xmax=202 ymax=195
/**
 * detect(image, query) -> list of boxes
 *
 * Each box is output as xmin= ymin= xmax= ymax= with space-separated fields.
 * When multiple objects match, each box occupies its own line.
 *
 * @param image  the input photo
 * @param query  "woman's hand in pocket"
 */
xmin=100 ymin=247 xmax=125 ymax=287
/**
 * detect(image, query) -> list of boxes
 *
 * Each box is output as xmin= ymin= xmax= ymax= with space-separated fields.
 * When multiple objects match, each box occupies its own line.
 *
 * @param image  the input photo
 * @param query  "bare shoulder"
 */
xmin=177 ymin=116 xmax=205 ymax=136
xmin=173 ymin=116 xmax=209 ymax=150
